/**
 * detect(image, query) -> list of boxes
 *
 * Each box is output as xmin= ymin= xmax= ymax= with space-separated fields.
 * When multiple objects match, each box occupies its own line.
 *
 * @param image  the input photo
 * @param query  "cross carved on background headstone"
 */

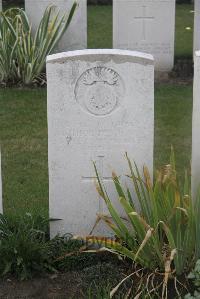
xmin=134 ymin=6 xmax=155 ymax=41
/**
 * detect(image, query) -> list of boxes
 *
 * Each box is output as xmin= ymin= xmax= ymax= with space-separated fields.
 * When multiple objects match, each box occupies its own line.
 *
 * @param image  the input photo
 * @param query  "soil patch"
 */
xmin=0 ymin=261 xmax=129 ymax=299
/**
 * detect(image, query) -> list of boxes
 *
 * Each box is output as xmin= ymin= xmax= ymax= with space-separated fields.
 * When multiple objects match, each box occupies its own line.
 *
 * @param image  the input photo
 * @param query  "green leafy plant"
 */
xmin=85 ymin=150 xmax=200 ymax=298
xmin=0 ymin=213 xmax=53 ymax=280
xmin=0 ymin=3 xmax=76 ymax=85
xmin=0 ymin=213 xmax=102 ymax=280
xmin=185 ymin=260 xmax=200 ymax=299
xmin=87 ymin=282 xmax=113 ymax=299
xmin=87 ymin=281 xmax=159 ymax=299
xmin=0 ymin=8 xmax=18 ymax=83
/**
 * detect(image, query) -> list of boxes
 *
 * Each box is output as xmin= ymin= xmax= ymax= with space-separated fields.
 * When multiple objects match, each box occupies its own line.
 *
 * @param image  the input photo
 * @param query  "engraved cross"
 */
xmin=82 ymin=155 xmax=112 ymax=183
xmin=134 ymin=6 xmax=154 ymax=41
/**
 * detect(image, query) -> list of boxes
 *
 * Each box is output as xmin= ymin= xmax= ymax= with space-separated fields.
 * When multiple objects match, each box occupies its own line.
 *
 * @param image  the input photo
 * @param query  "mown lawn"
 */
xmin=154 ymin=84 xmax=192 ymax=176
xmin=0 ymin=89 xmax=48 ymax=217
xmin=175 ymin=4 xmax=194 ymax=57
xmin=0 ymin=84 xmax=193 ymax=217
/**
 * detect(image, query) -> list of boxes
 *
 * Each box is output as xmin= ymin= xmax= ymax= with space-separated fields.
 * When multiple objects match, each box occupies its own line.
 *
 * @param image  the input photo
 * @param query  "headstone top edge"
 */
xmin=195 ymin=50 xmax=200 ymax=57
xmin=46 ymin=49 xmax=154 ymax=64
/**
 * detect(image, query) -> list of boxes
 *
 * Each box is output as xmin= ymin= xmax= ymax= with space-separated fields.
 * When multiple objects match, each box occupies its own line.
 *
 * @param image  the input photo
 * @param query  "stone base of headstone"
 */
xmin=155 ymin=71 xmax=169 ymax=83
xmin=172 ymin=59 xmax=194 ymax=79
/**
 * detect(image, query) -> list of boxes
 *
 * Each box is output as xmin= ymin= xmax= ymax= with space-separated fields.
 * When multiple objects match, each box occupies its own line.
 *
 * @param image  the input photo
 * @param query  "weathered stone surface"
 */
xmin=113 ymin=0 xmax=176 ymax=72
xmin=194 ymin=0 xmax=200 ymax=52
xmin=192 ymin=51 xmax=200 ymax=197
xmin=25 ymin=0 xmax=87 ymax=52
xmin=47 ymin=49 xmax=154 ymax=237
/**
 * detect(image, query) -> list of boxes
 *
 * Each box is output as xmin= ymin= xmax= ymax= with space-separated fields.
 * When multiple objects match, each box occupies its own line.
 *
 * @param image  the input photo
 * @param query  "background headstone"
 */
xmin=0 ymin=148 xmax=3 ymax=214
xmin=47 ymin=49 xmax=154 ymax=238
xmin=113 ymin=0 xmax=176 ymax=72
xmin=0 ymin=0 xmax=2 ymax=10
xmin=25 ymin=0 xmax=87 ymax=52
xmin=194 ymin=0 xmax=200 ymax=53
xmin=192 ymin=51 xmax=200 ymax=197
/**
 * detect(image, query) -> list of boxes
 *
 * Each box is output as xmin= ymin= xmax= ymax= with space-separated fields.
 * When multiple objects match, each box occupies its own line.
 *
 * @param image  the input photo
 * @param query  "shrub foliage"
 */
xmin=85 ymin=151 xmax=200 ymax=297
xmin=0 ymin=4 xmax=76 ymax=85
xmin=0 ymin=214 xmax=51 ymax=279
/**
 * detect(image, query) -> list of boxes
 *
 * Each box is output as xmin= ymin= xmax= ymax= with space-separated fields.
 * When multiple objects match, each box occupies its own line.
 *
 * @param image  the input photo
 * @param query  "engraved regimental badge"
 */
xmin=75 ymin=66 xmax=124 ymax=116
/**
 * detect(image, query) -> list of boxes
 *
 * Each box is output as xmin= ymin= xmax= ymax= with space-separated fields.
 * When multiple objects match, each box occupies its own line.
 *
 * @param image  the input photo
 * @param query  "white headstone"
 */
xmin=113 ymin=0 xmax=176 ymax=72
xmin=194 ymin=0 xmax=200 ymax=53
xmin=47 ymin=49 xmax=154 ymax=237
xmin=192 ymin=51 xmax=200 ymax=197
xmin=0 ymin=0 xmax=2 ymax=11
xmin=0 ymin=148 xmax=3 ymax=214
xmin=25 ymin=0 xmax=87 ymax=52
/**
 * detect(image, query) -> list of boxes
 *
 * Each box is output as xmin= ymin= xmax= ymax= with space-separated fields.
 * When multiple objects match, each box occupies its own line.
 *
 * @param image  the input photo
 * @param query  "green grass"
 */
xmin=175 ymin=4 xmax=194 ymax=58
xmin=0 ymin=84 xmax=193 ymax=216
xmin=88 ymin=5 xmax=112 ymax=49
xmin=154 ymin=84 xmax=193 ymax=179
xmin=0 ymin=89 xmax=48 ymax=217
